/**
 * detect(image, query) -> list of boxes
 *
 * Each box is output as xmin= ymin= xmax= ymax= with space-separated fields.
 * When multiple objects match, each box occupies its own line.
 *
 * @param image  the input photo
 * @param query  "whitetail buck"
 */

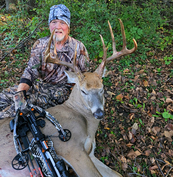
xmin=0 ymin=19 xmax=137 ymax=177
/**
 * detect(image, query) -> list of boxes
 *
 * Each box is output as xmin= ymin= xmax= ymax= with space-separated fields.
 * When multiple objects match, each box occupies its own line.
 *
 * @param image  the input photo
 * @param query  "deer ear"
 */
xmin=64 ymin=70 xmax=79 ymax=83
xmin=95 ymin=67 xmax=107 ymax=78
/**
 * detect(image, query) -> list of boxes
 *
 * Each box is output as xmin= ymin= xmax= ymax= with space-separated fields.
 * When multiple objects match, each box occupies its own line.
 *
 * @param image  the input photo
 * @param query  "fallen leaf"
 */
xmin=166 ymin=98 xmax=173 ymax=103
xmin=134 ymin=75 xmax=139 ymax=82
xmin=152 ymin=126 xmax=161 ymax=135
xmin=123 ymin=68 xmax=129 ymax=73
xmin=145 ymin=149 xmax=151 ymax=156
xmin=116 ymin=94 xmax=123 ymax=101
xmin=129 ymin=113 xmax=135 ymax=120
xmin=115 ymin=82 xmax=119 ymax=87
xmin=132 ymin=123 xmax=138 ymax=135
xmin=124 ymin=94 xmax=130 ymax=100
xmin=132 ymin=123 xmax=138 ymax=130
xmin=127 ymin=149 xmax=141 ymax=159
xmin=122 ymin=162 xmax=128 ymax=171
xmin=135 ymin=150 xmax=142 ymax=156
xmin=149 ymin=165 xmax=158 ymax=170
xmin=165 ymin=124 xmax=173 ymax=131
xmin=104 ymin=127 xmax=110 ymax=130
xmin=152 ymin=89 xmax=156 ymax=95
xmin=138 ymin=69 xmax=145 ymax=74
xmin=127 ymin=150 xmax=136 ymax=159
xmin=120 ymin=155 xmax=127 ymax=163
xmin=164 ymin=160 xmax=170 ymax=165
xmin=150 ymin=157 xmax=155 ymax=164
xmin=128 ymin=131 xmax=133 ymax=140
xmin=150 ymin=96 xmax=156 ymax=100
xmin=168 ymin=149 xmax=173 ymax=157
xmin=126 ymin=143 xmax=133 ymax=148
xmin=143 ymin=80 xmax=149 ymax=87
xmin=107 ymin=91 xmax=115 ymax=98
xmin=164 ymin=130 xmax=173 ymax=141
xmin=150 ymin=170 xmax=157 ymax=174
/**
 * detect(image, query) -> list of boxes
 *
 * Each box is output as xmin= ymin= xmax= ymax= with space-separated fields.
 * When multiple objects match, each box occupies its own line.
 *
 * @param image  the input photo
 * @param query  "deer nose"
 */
xmin=93 ymin=108 xmax=104 ymax=119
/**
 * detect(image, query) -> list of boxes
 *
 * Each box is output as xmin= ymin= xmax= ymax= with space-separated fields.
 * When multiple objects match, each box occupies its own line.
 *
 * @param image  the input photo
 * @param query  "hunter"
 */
xmin=0 ymin=4 xmax=89 ymax=118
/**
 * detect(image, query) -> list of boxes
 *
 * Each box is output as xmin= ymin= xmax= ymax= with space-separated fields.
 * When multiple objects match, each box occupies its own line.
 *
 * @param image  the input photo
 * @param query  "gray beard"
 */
xmin=53 ymin=34 xmax=65 ymax=43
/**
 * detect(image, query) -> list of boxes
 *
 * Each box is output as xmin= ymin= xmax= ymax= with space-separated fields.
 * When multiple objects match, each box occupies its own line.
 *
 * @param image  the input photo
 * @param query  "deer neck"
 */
xmin=65 ymin=84 xmax=100 ymax=142
xmin=66 ymin=84 xmax=91 ymax=115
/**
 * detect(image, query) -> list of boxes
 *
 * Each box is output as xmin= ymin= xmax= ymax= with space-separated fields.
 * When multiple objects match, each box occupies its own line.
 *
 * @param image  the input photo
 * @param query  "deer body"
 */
xmin=0 ymin=19 xmax=137 ymax=177
xmin=0 ymin=72 xmax=121 ymax=177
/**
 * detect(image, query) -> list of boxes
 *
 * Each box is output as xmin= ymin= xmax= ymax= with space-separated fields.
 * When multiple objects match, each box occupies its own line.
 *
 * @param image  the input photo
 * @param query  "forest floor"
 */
xmin=0 ymin=17 xmax=173 ymax=177
xmin=93 ymin=54 xmax=173 ymax=177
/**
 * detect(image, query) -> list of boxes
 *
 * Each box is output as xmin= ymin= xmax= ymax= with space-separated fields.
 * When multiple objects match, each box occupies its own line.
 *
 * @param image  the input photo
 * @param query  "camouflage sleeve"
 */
xmin=20 ymin=39 xmax=43 ymax=86
xmin=76 ymin=40 xmax=90 ymax=72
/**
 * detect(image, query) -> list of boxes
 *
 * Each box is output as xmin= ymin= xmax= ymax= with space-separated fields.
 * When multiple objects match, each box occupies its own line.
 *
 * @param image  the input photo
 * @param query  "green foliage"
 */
xmin=163 ymin=55 xmax=173 ymax=65
xmin=0 ymin=0 xmax=172 ymax=66
xmin=103 ymin=77 xmax=112 ymax=86
xmin=153 ymin=109 xmax=173 ymax=121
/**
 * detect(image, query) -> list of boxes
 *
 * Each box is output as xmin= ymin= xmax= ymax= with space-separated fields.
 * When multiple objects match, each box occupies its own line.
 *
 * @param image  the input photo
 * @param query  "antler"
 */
xmin=96 ymin=19 xmax=137 ymax=76
xmin=45 ymin=30 xmax=84 ymax=81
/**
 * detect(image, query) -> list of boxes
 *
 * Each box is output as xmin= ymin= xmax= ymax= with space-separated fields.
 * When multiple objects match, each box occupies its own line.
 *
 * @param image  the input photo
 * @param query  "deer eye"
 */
xmin=81 ymin=90 xmax=88 ymax=95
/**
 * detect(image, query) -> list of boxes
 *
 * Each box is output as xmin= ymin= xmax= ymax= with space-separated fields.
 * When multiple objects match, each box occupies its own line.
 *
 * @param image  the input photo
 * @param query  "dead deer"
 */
xmin=0 ymin=19 xmax=137 ymax=177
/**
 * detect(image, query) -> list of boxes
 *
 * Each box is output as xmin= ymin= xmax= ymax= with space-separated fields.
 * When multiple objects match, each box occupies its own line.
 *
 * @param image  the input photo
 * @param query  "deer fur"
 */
xmin=0 ymin=71 xmax=122 ymax=177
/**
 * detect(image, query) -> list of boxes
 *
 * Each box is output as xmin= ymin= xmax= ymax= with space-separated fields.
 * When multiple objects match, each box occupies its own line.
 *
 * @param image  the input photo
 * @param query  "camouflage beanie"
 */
xmin=48 ymin=4 xmax=70 ymax=27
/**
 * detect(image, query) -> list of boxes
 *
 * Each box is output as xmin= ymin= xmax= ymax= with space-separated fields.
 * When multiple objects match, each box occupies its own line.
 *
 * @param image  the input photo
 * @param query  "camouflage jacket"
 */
xmin=20 ymin=36 xmax=89 ymax=86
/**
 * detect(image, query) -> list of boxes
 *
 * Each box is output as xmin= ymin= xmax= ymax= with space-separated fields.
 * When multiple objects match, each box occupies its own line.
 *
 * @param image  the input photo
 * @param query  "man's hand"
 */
xmin=13 ymin=90 xmax=28 ymax=113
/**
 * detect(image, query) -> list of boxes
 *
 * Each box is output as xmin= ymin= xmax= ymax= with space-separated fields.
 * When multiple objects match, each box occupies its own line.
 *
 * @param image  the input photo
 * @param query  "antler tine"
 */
xmin=106 ymin=18 xmax=137 ymax=62
xmin=99 ymin=34 xmax=108 ymax=63
xmin=95 ymin=19 xmax=137 ymax=77
xmin=71 ymin=43 xmax=84 ymax=78
xmin=108 ymin=20 xmax=116 ymax=55
xmin=73 ymin=43 xmax=78 ymax=69
xmin=119 ymin=19 xmax=126 ymax=50
xmin=45 ymin=29 xmax=55 ymax=61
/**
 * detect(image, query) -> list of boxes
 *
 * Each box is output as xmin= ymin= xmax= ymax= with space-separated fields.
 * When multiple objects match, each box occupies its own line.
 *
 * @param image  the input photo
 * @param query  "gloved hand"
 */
xmin=13 ymin=90 xmax=28 ymax=113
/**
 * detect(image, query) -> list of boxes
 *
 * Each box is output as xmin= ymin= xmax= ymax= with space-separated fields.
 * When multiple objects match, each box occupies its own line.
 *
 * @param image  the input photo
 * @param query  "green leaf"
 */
xmin=162 ymin=112 xmax=170 ymax=119
xmin=139 ymin=118 xmax=143 ymax=125
xmin=98 ymin=59 xmax=102 ymax=64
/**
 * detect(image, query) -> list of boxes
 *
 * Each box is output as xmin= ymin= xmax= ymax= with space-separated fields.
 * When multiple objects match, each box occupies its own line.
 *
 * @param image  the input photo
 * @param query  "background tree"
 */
xmin=5 ymin=0 xmax=17 ymax=11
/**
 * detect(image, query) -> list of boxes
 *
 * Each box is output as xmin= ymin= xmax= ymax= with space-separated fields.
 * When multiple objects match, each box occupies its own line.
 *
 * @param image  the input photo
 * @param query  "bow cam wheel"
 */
xmin=12 ymin=153 xmax=29 ymax=170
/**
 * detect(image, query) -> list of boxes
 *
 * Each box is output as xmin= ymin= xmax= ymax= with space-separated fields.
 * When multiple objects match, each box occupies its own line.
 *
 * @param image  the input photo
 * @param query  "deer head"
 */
xmin=45 ymin=19 xmax=137 ymax=120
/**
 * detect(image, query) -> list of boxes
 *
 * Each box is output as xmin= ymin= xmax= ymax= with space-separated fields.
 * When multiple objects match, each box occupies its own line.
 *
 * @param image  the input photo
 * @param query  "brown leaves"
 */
xmin=127 ymin=149 xmax=142 ymax=159
xmin=120 ymin=156 xmax=128 ymax=171
xmin=96 ymin=60 xmax=173 ymax=176
xmin=166 ymin=98 xmax=173 ymax=103
xmin=164 ymin=130 xmax=173 ymax=141
xmin=143 ymin=79 xmax=149 ymax=87
xmin=107 ymin=91 xmax=115 ymax=98
xmin=116 ymin=93 xmax=123 ymax=101
xmin=144 ymin=149 xmax=152 ymax=156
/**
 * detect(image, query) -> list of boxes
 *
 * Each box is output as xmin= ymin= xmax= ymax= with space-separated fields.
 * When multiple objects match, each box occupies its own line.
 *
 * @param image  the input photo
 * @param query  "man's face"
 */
xmin=49 ymin=19 xmax=69 ymax=43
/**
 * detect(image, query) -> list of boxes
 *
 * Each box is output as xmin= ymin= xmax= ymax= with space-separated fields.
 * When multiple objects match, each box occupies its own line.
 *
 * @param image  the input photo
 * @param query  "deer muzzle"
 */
xmin=93 ymin=108 xmax=104 ymax=119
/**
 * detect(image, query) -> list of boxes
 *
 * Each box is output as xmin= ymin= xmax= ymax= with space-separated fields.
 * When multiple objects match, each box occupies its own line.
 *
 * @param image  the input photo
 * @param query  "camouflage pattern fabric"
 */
xmin=0 ymin=82 xmax=72 ymax=119
xmin=0 ymin=86 xmax=17 ymax=118
xmin=13 ymin=90 xmax=27 ymax=112
xmin=20 ymin=35 xmax=89 ymax=87
xmin=48 ymin=4 xmax=71 ymax=26
xmin=0 ymin=35 xmax=88 ymax=119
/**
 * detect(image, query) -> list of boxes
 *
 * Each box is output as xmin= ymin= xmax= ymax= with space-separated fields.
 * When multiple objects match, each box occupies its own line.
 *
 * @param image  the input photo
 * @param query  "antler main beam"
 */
xmin=97 ymin=19 xmax=137 ymax=76
xmin=106 ymin=19 xmax=137 ymax=62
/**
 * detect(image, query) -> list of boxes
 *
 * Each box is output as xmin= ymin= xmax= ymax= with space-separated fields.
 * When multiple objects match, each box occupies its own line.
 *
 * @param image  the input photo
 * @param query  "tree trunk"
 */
xmin=27 ymin=0 xmax=36 ymax=7
xmin=5 ymin=0 xmax=17 ymax=11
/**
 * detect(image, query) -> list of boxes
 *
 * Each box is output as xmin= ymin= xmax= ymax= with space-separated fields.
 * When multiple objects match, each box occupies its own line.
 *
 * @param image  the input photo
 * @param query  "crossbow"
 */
xmin=9 ymin=103 xmax=76 ymax=177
